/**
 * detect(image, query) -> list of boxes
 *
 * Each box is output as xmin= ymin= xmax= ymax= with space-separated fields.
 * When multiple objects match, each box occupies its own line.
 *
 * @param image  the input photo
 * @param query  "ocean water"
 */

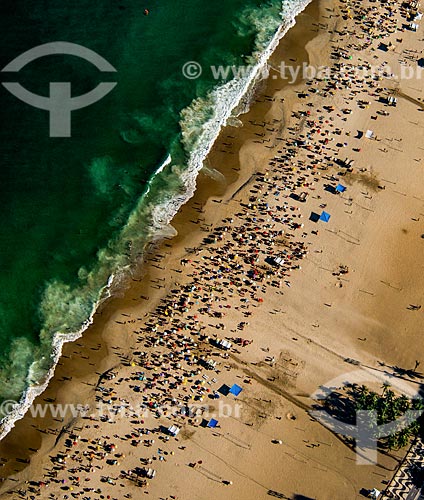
xmin=0 ymin=0 xmax=310 ymax=436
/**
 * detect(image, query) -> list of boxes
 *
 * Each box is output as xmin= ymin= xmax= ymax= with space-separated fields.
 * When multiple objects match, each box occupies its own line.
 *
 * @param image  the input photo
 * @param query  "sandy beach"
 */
xmin=1 ymin=0 xmax=424 ymax=498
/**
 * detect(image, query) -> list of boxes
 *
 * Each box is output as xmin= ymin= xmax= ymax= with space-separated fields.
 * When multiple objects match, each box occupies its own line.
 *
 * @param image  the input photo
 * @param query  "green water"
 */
xmin=0 ymin=0 xmax=303 ymax=414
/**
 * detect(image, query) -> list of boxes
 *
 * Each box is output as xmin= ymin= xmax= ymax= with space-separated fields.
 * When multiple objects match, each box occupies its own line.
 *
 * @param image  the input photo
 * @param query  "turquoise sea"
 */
xmin=0 ymin=0 xmax=309 ymax=435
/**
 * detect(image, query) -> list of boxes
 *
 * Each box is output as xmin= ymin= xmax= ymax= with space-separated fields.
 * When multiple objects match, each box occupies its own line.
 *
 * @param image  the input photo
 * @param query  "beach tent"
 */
xmin=218 ymin=339 xmax=232 ymax=350
xmin=218 ymin=384 xmax=231 ymax=396
xmin=298 ymin=191 xmax=308 ymax=202
xmin=207 ymin=418 xmax=219 ymax=428
xmin=387 ymin=96 xmax=397 ymax=106
xmin=410 ymin=22 xmax=419 ymax=31
xmin=229 ymin=384 xmax=243 ymax=396
xmin=365 ymin=130 xmax=374 ymax=139
xmin=368 ymin=488 xmax=381 ymax=499
xmin=335 ymin=184 xmax=346 ymax=193
xmin=168 ymin=425 xmax=180 ymax=437
xmin=319 ymin=211 xmax=331 ymax=223
xmin=145 ymin=468 xmax=156 ymax=479
xmin=205 ymin=359 xmax=217 ymax=369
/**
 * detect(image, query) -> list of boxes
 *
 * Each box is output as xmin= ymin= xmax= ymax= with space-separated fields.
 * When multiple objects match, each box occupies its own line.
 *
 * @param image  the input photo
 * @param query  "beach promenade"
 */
xmin=0 ymin=0 xmax=423 ymax=498
xmin=382 ymin=439 xmax=424 ymax=499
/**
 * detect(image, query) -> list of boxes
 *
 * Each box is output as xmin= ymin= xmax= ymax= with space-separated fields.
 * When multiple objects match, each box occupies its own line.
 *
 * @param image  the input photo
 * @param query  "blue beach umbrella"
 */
xmin=207 ymin=418 xmax=219 ymax=428
xmin=320 ymin=211 xmax=331 ymax=223
xmin=229 ymin=384 xmax=243 ymax=396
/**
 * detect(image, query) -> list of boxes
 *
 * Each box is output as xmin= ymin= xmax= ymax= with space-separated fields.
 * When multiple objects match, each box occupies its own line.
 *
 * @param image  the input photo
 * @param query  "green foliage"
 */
xmin=348 ymin=383 xmax=424 ymax=451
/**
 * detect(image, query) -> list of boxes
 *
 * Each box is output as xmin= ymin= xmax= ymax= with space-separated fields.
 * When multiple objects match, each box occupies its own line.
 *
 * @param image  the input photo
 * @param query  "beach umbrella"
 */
xmin=319 ymin=211 xmax=331 ymax=223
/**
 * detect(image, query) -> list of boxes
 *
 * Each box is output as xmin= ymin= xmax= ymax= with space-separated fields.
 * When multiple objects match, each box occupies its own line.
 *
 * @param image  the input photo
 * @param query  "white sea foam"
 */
xmin=0 ymin=0 xmax=312 ymax=441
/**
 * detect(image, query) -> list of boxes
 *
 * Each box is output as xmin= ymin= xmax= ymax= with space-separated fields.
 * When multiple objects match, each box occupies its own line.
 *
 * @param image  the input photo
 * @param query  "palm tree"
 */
xmin=387 ymin=433 xmax=398 ymax=450
xmin=356 ymin=384 xmax=369 ymax=409
xmin=397 ymin=395 xmax=410 ymax=416
xmin=396 ymin=428 xmax=412 ymax=449
xmin=381 ymin=382 xmax=391 ymax=396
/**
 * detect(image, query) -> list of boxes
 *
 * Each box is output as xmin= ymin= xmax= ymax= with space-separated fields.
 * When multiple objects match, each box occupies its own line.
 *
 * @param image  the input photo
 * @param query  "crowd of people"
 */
xmin=6 ymin=0 xmax=423 ymax=498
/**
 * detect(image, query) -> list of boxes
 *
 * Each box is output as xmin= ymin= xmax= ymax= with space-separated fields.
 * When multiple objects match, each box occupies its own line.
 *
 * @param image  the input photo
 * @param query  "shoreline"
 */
xmin=0 ymin=0 xmax=322 ymax=484
xmin=1 ymin=0 xmax=424 ymax=498
xmin=0 ymin=0 xmax=314 ymax=446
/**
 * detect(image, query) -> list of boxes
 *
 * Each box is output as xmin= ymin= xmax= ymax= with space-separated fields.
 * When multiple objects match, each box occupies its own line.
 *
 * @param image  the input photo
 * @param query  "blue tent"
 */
xmin=320 ymin=211 xmax=331 ymax=223
xmin=229 ymin=384 xmax=243 ymax=396
xmin=336 ymin=184 xmax=346 ymax=193
xmin=207 ymin=419 xmax=219 ymax=428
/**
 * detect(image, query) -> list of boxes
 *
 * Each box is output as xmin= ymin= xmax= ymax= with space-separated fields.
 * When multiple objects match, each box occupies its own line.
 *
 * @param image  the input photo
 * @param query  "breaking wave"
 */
xmin=0 ymin=0 xmax=312 ymax=441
